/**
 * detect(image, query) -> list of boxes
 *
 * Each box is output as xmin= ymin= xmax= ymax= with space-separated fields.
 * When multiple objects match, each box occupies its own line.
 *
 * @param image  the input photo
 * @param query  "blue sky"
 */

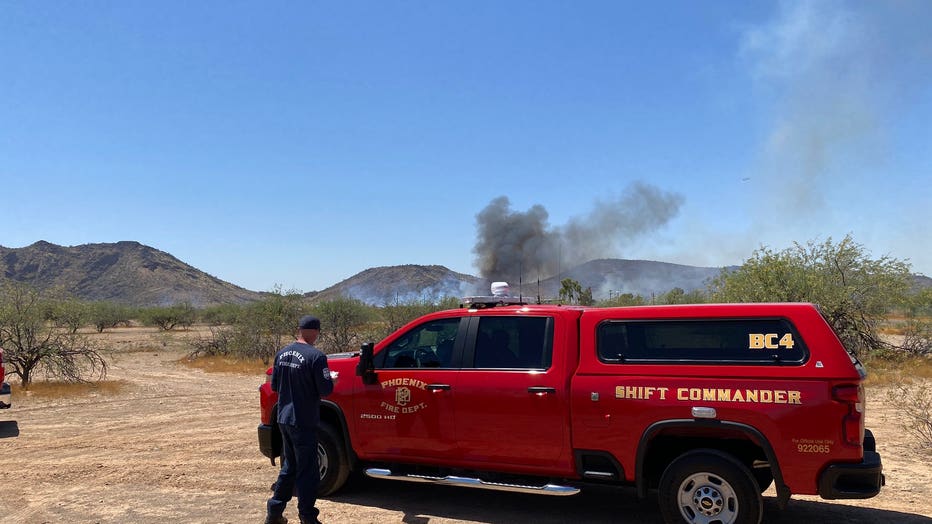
xmin=2 ymin=1 xmax=930 ymax=293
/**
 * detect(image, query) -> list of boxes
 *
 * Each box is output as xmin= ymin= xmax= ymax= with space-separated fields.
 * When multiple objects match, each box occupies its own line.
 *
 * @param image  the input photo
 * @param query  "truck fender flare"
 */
xmin=320 ymin=400 xmax=357 ymax=466
xmin=634 ymin=419 xmax=790 ymax=507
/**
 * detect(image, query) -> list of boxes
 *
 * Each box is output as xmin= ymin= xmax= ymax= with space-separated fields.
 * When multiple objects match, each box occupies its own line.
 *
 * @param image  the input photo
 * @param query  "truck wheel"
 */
xmin=658 ymin=449 xmax=762 ymax=524
xmin=317 ymin=422 xmax=351 ymax=496
xmin=752 ymin=467 xmax=773 ymax=493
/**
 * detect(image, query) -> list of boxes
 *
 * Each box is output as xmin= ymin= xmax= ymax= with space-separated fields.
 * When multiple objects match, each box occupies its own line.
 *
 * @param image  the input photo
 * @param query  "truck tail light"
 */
xmin=833 ymin=384 xmax=863 ymax=446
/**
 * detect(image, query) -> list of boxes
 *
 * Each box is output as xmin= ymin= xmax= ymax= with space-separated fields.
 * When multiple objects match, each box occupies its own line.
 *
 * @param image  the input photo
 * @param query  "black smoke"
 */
xmin=472 ymin=182 xmax=684 ymax=282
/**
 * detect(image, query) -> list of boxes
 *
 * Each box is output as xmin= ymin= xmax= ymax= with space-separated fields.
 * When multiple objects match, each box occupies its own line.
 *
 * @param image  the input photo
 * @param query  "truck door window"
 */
xmin=472 ymin=317 xmax=552 ymax=369
xmin=379 ymin=318 xmax=461 ymax=369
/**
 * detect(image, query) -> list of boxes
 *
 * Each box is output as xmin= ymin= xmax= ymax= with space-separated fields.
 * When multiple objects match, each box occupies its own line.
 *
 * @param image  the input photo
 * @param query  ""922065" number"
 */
xmin=798 ymin=444 xmax=830 ymax=453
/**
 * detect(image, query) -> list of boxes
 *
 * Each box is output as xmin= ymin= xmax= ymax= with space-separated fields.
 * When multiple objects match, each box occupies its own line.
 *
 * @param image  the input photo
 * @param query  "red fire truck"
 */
xmin=259 ymin=295 xmax=882 ymax=524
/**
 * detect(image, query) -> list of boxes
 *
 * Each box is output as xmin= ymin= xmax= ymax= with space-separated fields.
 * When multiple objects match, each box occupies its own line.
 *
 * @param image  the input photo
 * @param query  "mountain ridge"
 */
xmin=0 ymin=240 xmax=262 ymax=307
xmin=2 ymin=241 xmax=928 ymax=307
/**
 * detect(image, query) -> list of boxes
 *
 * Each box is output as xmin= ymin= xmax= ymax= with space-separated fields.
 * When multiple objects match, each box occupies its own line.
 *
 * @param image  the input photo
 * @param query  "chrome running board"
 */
xmin=364 ymin=468 xmax=580 ymax=496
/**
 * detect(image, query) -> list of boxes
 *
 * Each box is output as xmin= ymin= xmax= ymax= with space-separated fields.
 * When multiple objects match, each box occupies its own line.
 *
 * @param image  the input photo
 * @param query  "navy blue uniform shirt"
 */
xmin=271 ymin=341 xmax=334 ymax=428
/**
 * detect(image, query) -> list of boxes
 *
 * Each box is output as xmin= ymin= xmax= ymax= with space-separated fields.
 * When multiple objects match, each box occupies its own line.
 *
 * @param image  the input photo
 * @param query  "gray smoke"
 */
xmin=738 ymin=2 xmax=932 ymax=221
xmin=740 ymin=1 xmax=879 ymax=216
xmin=473 ymin=182 xmax=684 ymax=282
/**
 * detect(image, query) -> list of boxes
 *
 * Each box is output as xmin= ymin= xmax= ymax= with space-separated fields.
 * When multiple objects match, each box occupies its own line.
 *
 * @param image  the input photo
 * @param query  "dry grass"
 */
xmin=86 ymin=324 xmax=214 ymax=353
xmin=877 ymin=314 xmax=932 ymax=336
xmin=878 ymin=326 xmax=906 ymax=335
xmin=23 ymin=380 xmax=129 ymax=399
xmin=864 ymin=355 xmax=932 ymax=387
xmin=178 ymin=355 xmax=269 ymax=375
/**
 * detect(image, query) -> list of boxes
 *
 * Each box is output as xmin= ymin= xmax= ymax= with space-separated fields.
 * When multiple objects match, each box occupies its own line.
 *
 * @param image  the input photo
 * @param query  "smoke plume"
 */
xmin=473 ymin=182 xmax=683 ymax=282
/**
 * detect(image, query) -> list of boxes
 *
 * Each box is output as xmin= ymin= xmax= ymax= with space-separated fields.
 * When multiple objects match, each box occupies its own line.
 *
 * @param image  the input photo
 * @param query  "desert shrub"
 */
xmin=356 ymin=322 xmax=394 ymax=348
xmin=188 ymin=288 xmax=303 ymax=364
xmin=88 ymin=301 xmax=132 ymax=333
xmin=312 ymin=298 xmax=375 ymax=353
xmin=598 ymin=292 xmax=648 ymax=307
xmin=50 ymin=298 xmax=90 ymax=333
xmin=710 ymin=235 xmax=912 ymax=357
xmin=378 ymin=296 xmax=460 ymax=338
xmin=141 ymin=303 xmax=197 ymax=331
xmin=887 ymin=378 xmax=932 ymax=453
xmin=655 ymin=287 xmax=709 ymax=305
xmin=209 ymin=298 xmax=380 ymax=359
xmin=901 ymin=319 xmax=932 ymax=356
xmin=0 ymin=282 xmax=108 ymax=387
xmin=188 ymin=326 xmax=236 ymax=358
xmin=199 ymin=303 xmax=243 ymax=326
xmin=899 ymin=288 xmax=932 ymax=357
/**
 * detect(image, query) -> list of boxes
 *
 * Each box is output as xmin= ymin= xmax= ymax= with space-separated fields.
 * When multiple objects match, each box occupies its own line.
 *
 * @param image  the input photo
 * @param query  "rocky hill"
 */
xmin=310 ymin=264 xmax=485 ymax=305
xmin=535 ymin=258 xmax=727 ymax=300
xmin=313 ymin=259 xmax=727 ymax=305
xmin=913 ymin=274 xmax=932 ymax=292
xmin=0 ymin=241 xmax=761 ymax=307
xmin=0 ymin=241 xmax=262 ymax=307
xmin=3 ymin=241 xmax=927 ymax=308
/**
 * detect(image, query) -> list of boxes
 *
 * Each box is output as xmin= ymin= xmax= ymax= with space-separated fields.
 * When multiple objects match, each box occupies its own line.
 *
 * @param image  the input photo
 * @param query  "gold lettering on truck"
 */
xmin=378 ymin=376 xmax=430 ymax=416
xmin=617 ymin=385 xmax=802 ymax=405
xmin=615 ymin=386 xmax=670 ymax=400
xmin=749 ymin=333 xmax=795 ymax=349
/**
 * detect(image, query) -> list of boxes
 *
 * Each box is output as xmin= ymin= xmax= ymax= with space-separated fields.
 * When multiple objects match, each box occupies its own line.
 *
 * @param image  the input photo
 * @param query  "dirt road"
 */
xmin=0 ymin=345 xmax=930 ymax=523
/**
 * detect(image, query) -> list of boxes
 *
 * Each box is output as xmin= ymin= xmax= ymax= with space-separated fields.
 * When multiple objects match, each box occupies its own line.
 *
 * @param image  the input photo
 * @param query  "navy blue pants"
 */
xmin=267 ymin=423 xmax=319 ymax=521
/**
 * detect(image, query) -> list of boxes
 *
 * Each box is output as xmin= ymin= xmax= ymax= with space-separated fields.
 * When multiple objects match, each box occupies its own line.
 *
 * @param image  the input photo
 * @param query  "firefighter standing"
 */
xmin=265 ymin=315 xmax=335 ymax=524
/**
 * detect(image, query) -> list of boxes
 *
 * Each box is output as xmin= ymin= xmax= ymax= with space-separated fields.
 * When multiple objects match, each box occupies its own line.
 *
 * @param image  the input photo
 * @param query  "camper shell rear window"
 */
xmin=597 ymin=318 xmax=808 ymax=365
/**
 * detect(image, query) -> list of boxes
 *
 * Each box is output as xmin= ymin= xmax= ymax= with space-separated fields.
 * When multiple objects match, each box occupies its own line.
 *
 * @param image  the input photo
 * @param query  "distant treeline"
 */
xmin=1 ymin=235 xmax=930 ymax=387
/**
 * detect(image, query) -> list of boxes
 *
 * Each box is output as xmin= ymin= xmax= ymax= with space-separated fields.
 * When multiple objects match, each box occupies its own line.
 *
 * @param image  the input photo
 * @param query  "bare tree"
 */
xmin=0 ymin=282 xmax=107 ymax=388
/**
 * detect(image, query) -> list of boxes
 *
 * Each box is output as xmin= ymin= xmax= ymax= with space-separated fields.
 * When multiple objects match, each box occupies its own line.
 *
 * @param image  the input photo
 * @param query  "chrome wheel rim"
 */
xmin=318 ymin=441 xmax=329 ymax=480
xmin=676 ymin=472 xmax=738 ymax=524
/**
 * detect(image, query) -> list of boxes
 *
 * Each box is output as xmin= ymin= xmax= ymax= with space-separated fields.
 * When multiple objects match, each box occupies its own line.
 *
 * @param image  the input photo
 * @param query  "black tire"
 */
xmin=317 ymin=422 xmax=351 ymax=496
xmin=658 ymin=449 xmax=762 ymax=524
xmin=752 ymin=467 xmax=773 ymax=493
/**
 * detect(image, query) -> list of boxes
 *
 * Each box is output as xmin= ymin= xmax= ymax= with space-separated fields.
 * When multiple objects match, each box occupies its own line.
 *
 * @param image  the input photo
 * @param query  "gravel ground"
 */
xmin=0 ymin=330 xmax=929 ymax=523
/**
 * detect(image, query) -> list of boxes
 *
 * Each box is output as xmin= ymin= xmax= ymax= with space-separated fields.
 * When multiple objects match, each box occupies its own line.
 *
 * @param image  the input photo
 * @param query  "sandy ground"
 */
xmin=0 ymin=328 xmax=930 ymax=523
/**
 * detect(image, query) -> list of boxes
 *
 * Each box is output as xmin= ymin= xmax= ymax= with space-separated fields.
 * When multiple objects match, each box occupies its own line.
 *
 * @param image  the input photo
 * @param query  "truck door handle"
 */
xmin=427 ymin=384 xmax=451 ymax=391
xmin=528 ymin=387 xmax=556 ymax=395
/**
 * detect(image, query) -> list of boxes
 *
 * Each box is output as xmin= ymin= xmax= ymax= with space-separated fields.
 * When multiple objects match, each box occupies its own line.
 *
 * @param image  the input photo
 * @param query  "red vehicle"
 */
xmin=258 ymin=298 xmax=882 ymax=524
xmin=0 ymin=347 xmax=10 ymax=409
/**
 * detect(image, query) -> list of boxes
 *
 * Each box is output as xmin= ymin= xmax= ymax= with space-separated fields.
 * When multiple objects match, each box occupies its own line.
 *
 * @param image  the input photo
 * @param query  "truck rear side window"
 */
xmin=597 ymin=318 xmax=808 ymax=365
xmin=473 ymin=316 xmax=553 ymax=369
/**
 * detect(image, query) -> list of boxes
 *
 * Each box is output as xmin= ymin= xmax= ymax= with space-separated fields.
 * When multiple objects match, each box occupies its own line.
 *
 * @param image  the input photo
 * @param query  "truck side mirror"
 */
xmin=356 ymin=342 xmax=378 ymax=385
